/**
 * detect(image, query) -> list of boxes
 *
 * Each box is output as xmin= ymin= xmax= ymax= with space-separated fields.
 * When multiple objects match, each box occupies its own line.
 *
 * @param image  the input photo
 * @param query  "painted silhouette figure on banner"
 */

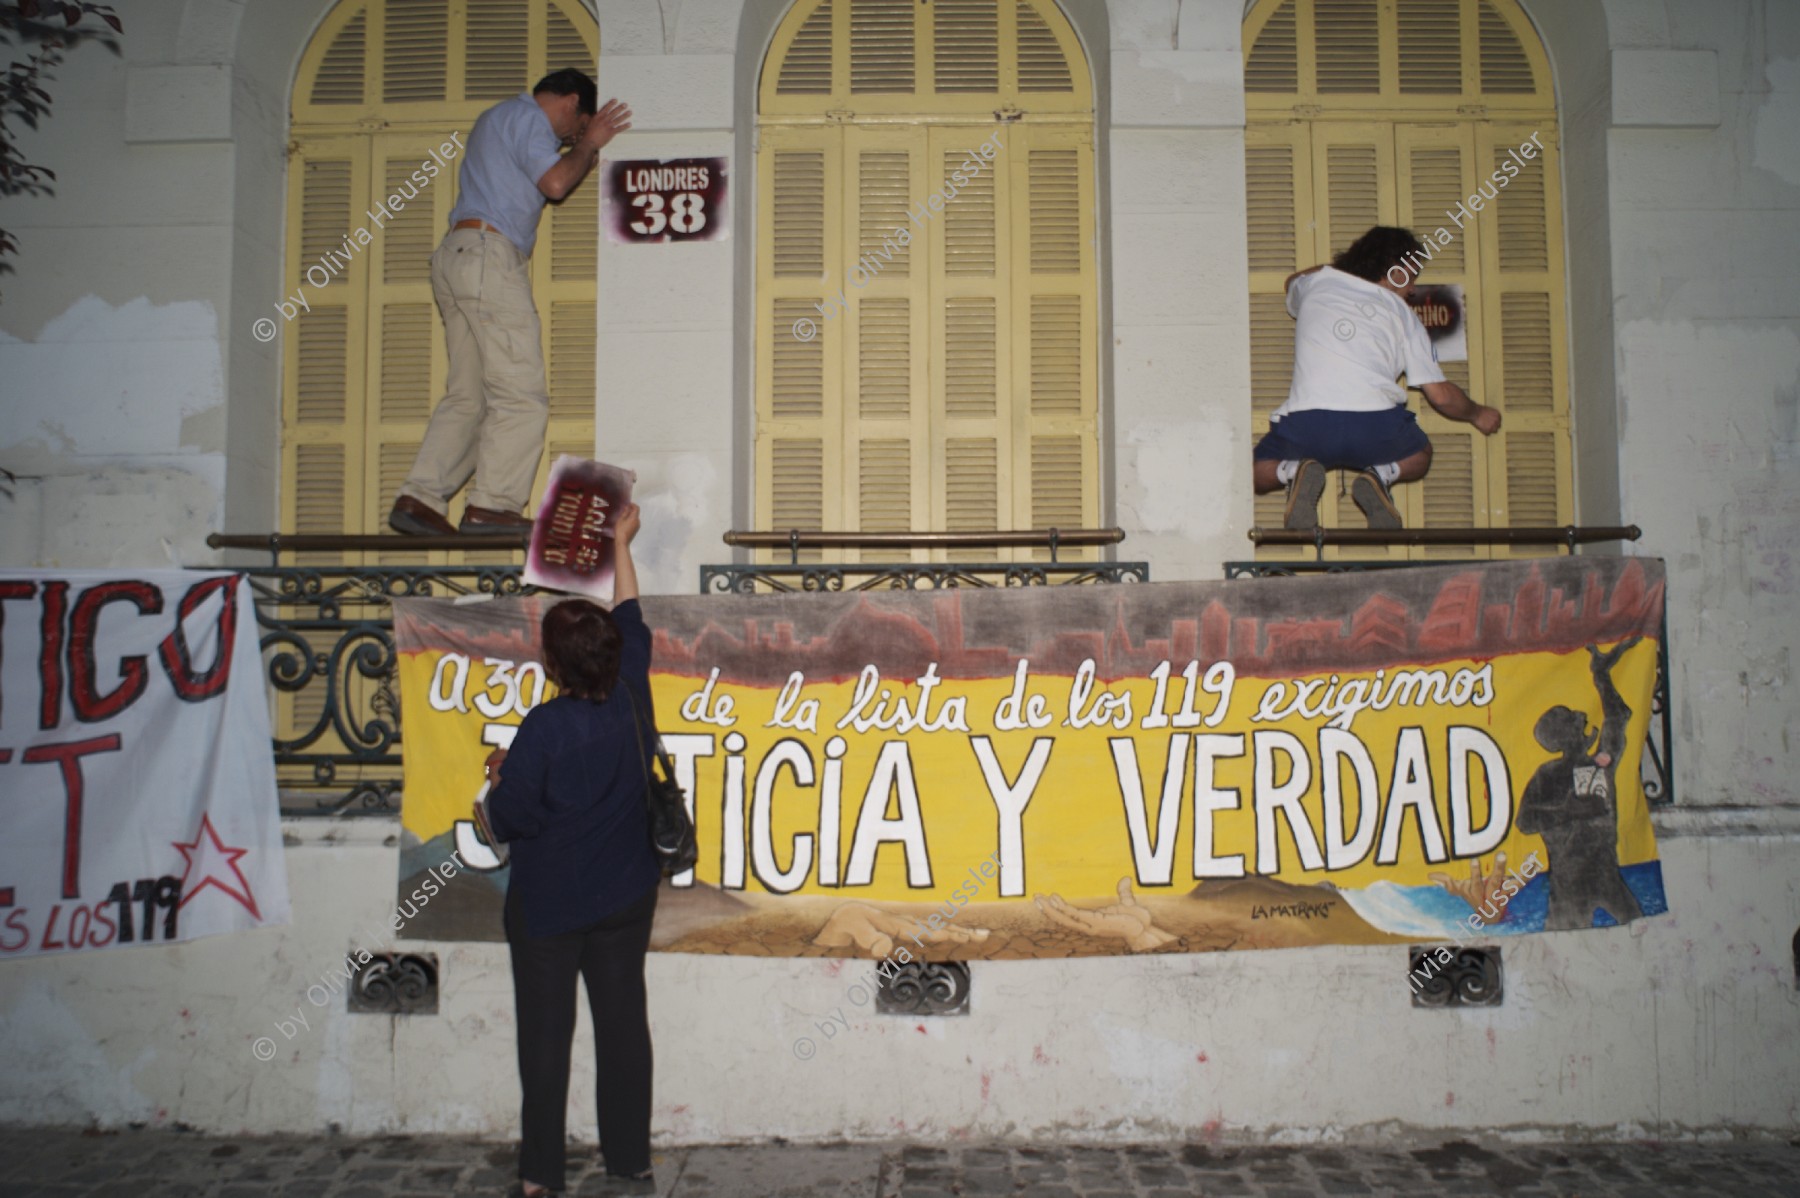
xmin=1518 ymin=637 xmax=1645 ymax=930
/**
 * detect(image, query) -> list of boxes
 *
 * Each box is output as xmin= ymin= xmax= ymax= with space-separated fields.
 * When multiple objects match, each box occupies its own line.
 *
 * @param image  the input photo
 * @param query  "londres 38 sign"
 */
xmin=392 ymin=557 xmax=1667 ymax=959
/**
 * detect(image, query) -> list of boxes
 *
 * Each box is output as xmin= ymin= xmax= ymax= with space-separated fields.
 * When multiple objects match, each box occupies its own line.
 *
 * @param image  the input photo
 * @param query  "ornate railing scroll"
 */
xmin=705 ymin=528 xmax=1146 ymax=593
xmin=204 ymin=551 xmax=536 ymax=817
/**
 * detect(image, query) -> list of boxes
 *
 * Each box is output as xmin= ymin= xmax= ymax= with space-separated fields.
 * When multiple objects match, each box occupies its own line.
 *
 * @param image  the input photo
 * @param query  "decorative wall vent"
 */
xmin=347 ymin=951 xmax=439 ymax=1014
xmin=1408 ymin=946 xmax=1502 ymax=1008
xmin=876 ymin=961 xmax=971 ymax=1016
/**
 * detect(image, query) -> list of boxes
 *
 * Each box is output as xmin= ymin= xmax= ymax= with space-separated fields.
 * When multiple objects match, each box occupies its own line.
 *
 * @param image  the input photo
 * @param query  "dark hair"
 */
xmin=1333 ymin=225 xmax=1426 ymax=285
xmin=541 ymin=599 xmax=622 ymax=701
xmin=533 ymin=68 xmax=598 ymax=116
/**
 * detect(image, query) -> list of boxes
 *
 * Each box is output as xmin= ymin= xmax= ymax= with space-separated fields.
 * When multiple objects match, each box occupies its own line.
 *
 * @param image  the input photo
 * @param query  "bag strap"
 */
xmin=622 ymin=683 xmax=676 ymax=784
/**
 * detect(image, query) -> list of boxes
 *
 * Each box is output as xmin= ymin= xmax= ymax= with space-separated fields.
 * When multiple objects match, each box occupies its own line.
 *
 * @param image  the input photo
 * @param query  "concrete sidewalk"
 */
xmin=0 ymin=1126 xmax=1795 ymax=1197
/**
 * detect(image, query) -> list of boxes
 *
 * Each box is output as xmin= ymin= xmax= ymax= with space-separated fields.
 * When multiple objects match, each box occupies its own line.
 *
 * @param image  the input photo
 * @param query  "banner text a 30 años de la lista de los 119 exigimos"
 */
xmin=391 ymin=556 xmax=1668 ymax=960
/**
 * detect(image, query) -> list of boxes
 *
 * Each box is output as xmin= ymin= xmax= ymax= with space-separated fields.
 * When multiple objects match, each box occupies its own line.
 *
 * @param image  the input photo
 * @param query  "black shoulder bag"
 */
xmin=625 ymin=686 xmax=699 ymax=876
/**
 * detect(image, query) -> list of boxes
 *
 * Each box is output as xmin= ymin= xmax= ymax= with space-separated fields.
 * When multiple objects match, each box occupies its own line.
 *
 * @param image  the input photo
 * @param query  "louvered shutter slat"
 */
xmin=858 ymin=299 xmax=912 ymax=420
xmin=1314 ymin=0 xmax=1380 ymax=94
xmin=1015 ymin=1 xmax=1073 ymax=93
xmin=296 ymin=311 xmax=350 ymax=423
xmin=772 ymin=299 xmax=826 ymax=419
xmin=379 ymin=304 xmax=433 ymax=421
xmin=312 ymin=12 xmax=368 ymax=106
xmin=1504 ymin=432 xmax=1560 ymax=526
xmin=773 ymin=152 xmax=827 ymax=276
xmin=549 ymin=301 xmax=597 ymax=421
xmin=1407 ymin=146 xmax=1466 ymax=271
xmin=944 ymin=298 xmax=998 ymax=417
xmin=1246 ymin=145 xmax=1299 ymax=272
xmin=1499 ymin=293 xmax=1553 ymax=412
xmin=1245 ymin=0 xmax=1298 ymax=93
xmin=1028 ymin=150 xmax=1080 ymax=274
xmin=943 ymin=148 xmax=996 ymax=277
xmin=935 ymin=0 xmax=1000 ymax=93
xmin=850 ymin=0 xmax=915 ymax=94
xmin=1324 ymin=144 xmax=1381 ymax=258
xmin=546 ymin=5 xmax=591 ymax=70
xmin=777 ymin=2 xmax=835 ymax=95
xmin=466 ymin=0 xmax=528 ymax=101
xmin=1478 ymin=1 xmax=1535 ymax=93
xmin=550 ymin=183 xmax=599 ymax=282
xmin=384 ymin=0 xmax=449 ymax=103
xmin=859 ymin=152 xmax=913 ymax=276
xmin=1398 ymin=0 xmax=1463 ymax=94
xmin=382 ymin=158 xmax=434 ymax=283
xmin=1494 ymin=152 xmax=1548 ymax=270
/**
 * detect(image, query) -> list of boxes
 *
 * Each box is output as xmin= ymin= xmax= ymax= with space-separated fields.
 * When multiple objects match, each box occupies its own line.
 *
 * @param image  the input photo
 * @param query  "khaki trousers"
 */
xmin=399 ymin=227 xmax=549 ymax=515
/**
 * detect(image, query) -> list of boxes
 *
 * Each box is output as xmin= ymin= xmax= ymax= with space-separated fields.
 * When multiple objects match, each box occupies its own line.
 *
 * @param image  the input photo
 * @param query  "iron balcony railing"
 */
xmin=209 ymin=525 xmax=1667 ymax=813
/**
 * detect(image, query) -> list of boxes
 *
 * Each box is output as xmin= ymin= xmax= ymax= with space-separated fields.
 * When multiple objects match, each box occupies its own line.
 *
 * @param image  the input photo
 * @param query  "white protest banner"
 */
xmin=0 ymin=570 xmax=290 ymax=960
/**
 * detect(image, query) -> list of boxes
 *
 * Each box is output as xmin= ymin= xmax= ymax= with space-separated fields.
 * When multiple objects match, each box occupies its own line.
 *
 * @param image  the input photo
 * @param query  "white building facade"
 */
xmin=0 ymin=0 xmax=1796 ymax=1141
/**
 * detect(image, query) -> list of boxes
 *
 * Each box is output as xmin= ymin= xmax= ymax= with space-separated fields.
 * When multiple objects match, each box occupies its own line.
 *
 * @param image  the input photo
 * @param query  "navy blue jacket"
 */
xmin=486 ymin=598 xmax=661 ymax=938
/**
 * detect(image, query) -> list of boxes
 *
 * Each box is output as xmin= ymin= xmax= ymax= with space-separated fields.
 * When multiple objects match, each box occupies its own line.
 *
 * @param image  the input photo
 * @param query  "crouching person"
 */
xmin=1252 ymin=225 xmax=1501 ymax=530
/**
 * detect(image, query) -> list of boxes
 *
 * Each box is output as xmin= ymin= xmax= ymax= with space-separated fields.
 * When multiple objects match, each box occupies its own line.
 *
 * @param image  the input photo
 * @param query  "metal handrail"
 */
xmin=725 ymin=527 xmax=1123 ymax=565
xmin=724 ymin=528 xmax=1124 ymax=548
xmin=1249 ymin=524 xmax=1640 ymax=553
xmin=208 ymin=532 xmax=528 ymax=556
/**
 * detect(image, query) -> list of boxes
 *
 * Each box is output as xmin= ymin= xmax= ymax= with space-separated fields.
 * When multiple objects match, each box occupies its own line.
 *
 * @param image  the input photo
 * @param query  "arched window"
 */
xmin=756 ymin=0 xmax=1098 ymax=562
xmin=285 ymin=0 xmax=599 ymax=560
xmin=1243 ymin=0 xmax=1568 ymax=560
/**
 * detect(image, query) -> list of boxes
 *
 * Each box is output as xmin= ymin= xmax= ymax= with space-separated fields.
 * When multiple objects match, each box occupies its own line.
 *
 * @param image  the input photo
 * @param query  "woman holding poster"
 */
xmin=482 ymin=503 xmax=661 ymax=1197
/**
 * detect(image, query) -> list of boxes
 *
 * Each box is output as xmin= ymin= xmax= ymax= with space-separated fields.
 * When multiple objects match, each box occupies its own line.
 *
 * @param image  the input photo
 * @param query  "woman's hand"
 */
xmin=485 ymin=748 xmax=508 ymax=785
xmin=613 ymin=501 xmax=641 ymax=544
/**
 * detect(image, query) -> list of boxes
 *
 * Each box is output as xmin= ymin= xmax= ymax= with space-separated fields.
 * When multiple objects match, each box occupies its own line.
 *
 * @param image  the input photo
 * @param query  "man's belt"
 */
xmin=453 ymin=219 xmax=504 ymax=235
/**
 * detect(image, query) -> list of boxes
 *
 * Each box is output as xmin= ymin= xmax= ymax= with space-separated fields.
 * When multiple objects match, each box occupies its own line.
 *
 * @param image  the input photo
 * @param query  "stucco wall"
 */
xmin=1 ymin=0 xmax=1796 ymax=1140
xmin=0 ymin=822 xmax=1794 ymax=1138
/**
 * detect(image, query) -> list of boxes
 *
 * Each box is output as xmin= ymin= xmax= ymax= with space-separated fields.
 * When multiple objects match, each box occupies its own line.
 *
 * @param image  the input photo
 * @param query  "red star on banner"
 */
xmin=173 ymin=814 xmax=262 ymax=919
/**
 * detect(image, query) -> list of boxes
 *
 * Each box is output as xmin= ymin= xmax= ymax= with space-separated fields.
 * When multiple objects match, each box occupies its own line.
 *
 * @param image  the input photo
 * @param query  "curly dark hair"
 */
xmin=533 ymin=68 xmax=598 ymax=116
xmin=1332 ymin=226 xmax=1426 ymax=285
xmin=541 ymin=599 xmax=622 ymax=701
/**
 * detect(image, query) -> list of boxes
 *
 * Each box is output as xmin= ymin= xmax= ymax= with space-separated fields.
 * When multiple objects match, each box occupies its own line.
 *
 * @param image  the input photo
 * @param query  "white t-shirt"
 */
xmin=1272 ymin=266 xmax=1446 ymax=418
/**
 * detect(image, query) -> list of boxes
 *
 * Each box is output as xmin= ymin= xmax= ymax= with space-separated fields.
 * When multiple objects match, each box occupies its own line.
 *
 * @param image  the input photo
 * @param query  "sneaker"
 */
xmin=1352 ymin=470 xmax=1403 ymax=529
xmin=459 ymin=504 xmax=534 ymax=535
xmin=388 ymin=495 xmax=456 ymax=536
xmin=1282 ymin=460 xmax=1327 ymax=530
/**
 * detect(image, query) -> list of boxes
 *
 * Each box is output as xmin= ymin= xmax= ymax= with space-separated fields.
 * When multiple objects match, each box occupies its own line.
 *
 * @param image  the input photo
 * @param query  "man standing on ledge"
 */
xmin=1252 ymin=225 xmax=1501 ymax=531
xmin=390 ymin=70 xmax=630 ymax=536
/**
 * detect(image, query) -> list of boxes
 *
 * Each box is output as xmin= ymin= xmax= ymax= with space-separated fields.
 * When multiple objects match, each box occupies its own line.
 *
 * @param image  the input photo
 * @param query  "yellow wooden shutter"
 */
xmin=283 ymin=142 xmax=368 ymax=564
xmin=1395 ymin=124 xmax=1486 ymax=558
xmin=1014 ymin=128 xmax=1097 ymax=559
xmin=285 ymin=0 xmax=600 ymax=558
xmin=1243 ymin=0 xmax=1569 ymax=561
xmin=756 ymin=0 xmax=1096 ymax=566
xmin=1479 ymin=123 xmax=1571 ymax=547
xmin=1245 ymin=125 xmax=1310 ymax=542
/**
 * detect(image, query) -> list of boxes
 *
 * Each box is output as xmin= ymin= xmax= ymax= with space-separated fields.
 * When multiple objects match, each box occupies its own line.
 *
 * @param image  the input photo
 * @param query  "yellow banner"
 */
xmin=394 ymin=557 xmax=1667 ymax=960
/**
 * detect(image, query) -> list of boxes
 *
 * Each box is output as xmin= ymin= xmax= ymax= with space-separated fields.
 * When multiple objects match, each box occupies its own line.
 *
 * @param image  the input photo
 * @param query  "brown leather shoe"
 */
xmin=459 ymin=504 xmax=533 ymax=534
xmin=389 ymin=495 xmax=456 ymax=536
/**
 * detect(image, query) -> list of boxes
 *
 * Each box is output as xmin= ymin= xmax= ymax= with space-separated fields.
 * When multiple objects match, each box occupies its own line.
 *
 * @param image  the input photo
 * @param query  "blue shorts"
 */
xmin=1253 ymin=407 xmax=1431 ymax=470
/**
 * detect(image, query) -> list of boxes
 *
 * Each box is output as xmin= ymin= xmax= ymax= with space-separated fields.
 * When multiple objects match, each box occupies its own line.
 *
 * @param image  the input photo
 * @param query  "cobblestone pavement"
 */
xmin=1 ymin=1127 xmax=1795 ymax=1198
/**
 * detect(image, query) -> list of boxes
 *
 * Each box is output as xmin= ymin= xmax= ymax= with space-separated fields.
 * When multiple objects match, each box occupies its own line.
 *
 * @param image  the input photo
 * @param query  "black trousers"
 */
xmin=505 ymin=881 xmax=658 ymax=1190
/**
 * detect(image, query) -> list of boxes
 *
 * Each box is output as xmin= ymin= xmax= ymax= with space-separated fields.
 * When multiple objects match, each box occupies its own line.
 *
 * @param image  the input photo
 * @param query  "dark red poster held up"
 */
xmin=523 ymin=458 xmax=636 ymax=603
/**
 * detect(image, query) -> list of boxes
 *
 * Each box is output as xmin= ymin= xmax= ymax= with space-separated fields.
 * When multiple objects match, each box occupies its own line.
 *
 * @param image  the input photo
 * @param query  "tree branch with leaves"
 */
xmin=1 ymin=1 xmax=122 ymax=295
